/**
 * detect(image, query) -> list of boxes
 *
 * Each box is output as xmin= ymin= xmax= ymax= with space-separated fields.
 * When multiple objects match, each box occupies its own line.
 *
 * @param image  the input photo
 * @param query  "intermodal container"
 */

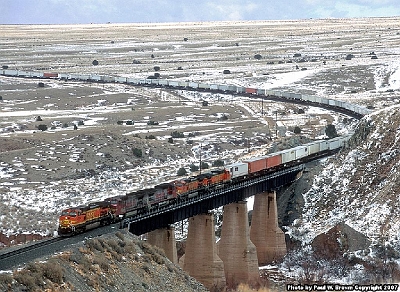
xmin=265 ymin=153 xmax=282 ymax=168
xmin=257 ymin=88 xmax=265 ymax=95
xmin=319 ymin=140 xmax=329 ymax=152
xmin=115 ymin=76 xmax=127 ymax=83
xmin=306 ymin=142 xmax=320 ymax=155
xmin=168 ymin=80 xmax=179 ymax=87
xmin=236 ymin=86 xmax=245 ymax=93
xmin=158 ymin=79 xmax=168 ymax=86
xmin=226 ymin=162 xmax=248 ymax=179
xmin=210 ymin=84 xmax=219 ymax=90
xmin=243 ymin=156 xmax=267 ymax=174
xmin=245 ymin=87 xmax=257 ymax=94
xmin=189 ymin=82 xmax=199 ymax=89
xmin=294 ymin=145 xmax=309 ymax=159
xmin=280 ymin=149 xmax=296 ymax=164
xmin=43 ymin=72 xmax=58 ymax=78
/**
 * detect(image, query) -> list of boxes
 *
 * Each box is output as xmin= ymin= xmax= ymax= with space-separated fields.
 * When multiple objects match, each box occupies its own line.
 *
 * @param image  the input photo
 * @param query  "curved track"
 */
xmin=0 ymin=71 xmax=368 ymax=270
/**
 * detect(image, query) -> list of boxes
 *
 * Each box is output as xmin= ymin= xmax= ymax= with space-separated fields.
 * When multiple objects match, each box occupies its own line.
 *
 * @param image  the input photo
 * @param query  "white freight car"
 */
xmin=226 ymin=162 xmax=248 ymax=179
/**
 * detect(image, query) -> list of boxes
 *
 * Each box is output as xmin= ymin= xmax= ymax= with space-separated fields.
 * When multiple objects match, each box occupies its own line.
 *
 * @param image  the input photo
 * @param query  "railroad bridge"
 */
xmin=121 ymin=164 xmax=305 ymax=289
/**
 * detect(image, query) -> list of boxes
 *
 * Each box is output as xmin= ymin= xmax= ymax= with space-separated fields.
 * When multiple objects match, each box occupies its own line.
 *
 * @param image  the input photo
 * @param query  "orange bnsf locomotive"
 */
xmin=58 ymin=201 xmax=114 ymax=236
xmin=58 ymin=169 xmax=231 ymax=236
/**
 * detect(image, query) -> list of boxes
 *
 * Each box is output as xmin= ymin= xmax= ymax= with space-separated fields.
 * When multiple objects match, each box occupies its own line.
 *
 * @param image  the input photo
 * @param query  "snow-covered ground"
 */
xmin=0 ymin=18 xmax=400 ymax=283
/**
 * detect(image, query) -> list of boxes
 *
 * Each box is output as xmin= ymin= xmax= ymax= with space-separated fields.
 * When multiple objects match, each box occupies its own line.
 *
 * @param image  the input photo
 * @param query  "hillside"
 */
xmin=281 ymin=104 xmax=400 ymax=282
xmin=292 ymin=104 xmax=400 ymax=241
xmin=0 ymin=231 xmax=208 ymax=292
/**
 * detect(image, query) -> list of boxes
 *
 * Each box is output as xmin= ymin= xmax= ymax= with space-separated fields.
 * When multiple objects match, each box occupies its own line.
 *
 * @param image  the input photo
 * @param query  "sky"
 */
xmin=1 ymin=0 xmax=399 ymax=24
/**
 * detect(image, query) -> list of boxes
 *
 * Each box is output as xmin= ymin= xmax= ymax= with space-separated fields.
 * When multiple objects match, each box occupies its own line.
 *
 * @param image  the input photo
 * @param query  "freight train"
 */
xmin=0 ymin=69 xmax=362 ymax=236
xmin=0 ymin=69 xmax=371 ymax=118
xmin=57 ymin=134 xmax=351 ymax=236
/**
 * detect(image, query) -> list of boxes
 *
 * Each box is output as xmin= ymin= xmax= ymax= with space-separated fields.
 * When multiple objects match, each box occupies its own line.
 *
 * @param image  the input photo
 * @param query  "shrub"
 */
xmin=212 ymin=160 xmax=224 ymax=167
xmin=93 ymin=254 xmax=109 ymax=272
xmin=36 ymin=116 xmax=42 ymax=121
xmin=92 ymin=60 xmax=99 ymax=65
xmin=218 ymin=114 xmax=228 ymax=121
xmin=86 ymin=238 xmax=104 ymax=252
xmin=38 ymin=82 xmax=45 ymax=87
xmin=132 ymin=147 xmax=142 ymax=157
xmin=77 ymin=120 xmax=84 ymax=126
xmin=43 ymin=261 xmax=64 ymax=284
xmin=177 ymin=167 xmax=187 ymax=176
xmin=325 ymin=124 xmax=338 ymax=138
xmin=171 ymin=131 xmax=184 ymax=138
xmin=201 ymin=162 xmax=209 ymax=169
xmin=168 ymin=137 xmax=173 ymax=143
xmin=37 ymin=124 xmax=48 ymax=131
xmin=254 ymin=54 xmax=262 ymax=60
xmin=145 ymin=135 xmax=156 ymax=139
xmin=190 ymin=164 xmax=199 ymax=172
xmin=154 ymin=66 xmax=160 ymax=71
xmin=294 ymin=126 xmax=301 ymax=134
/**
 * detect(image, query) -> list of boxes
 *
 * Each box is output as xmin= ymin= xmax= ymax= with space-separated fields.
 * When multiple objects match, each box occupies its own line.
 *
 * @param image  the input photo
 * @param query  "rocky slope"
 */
xmin=277 ymin=104 xmax=400 ymax=283
xmin=0 ymin=231 xmax=208 ymax=292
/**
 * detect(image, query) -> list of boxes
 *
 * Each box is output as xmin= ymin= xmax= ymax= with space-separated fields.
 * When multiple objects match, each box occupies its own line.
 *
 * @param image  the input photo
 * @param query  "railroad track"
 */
xmin=0 ymin=237 xmax=65 ymax=261
xmin=0 ymin=223 xmax=119 ymax=270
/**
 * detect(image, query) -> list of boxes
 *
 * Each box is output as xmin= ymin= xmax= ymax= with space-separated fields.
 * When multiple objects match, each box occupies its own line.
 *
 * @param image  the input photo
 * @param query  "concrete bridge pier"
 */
xmin=183 ymin=213 xmax=226 ymax=291
xmin=250 ymin=191 xmax=287 ymax=265
xmin=218 ymin=201 xmax=259 ymax=288
xmin=147 ymin=225 xmax=178 ymax=264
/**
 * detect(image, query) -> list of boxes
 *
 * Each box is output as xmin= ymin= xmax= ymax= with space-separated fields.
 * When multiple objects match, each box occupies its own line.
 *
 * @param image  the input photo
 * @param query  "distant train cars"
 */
xmin=0 ymin=69 xmax=371 ymax=117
